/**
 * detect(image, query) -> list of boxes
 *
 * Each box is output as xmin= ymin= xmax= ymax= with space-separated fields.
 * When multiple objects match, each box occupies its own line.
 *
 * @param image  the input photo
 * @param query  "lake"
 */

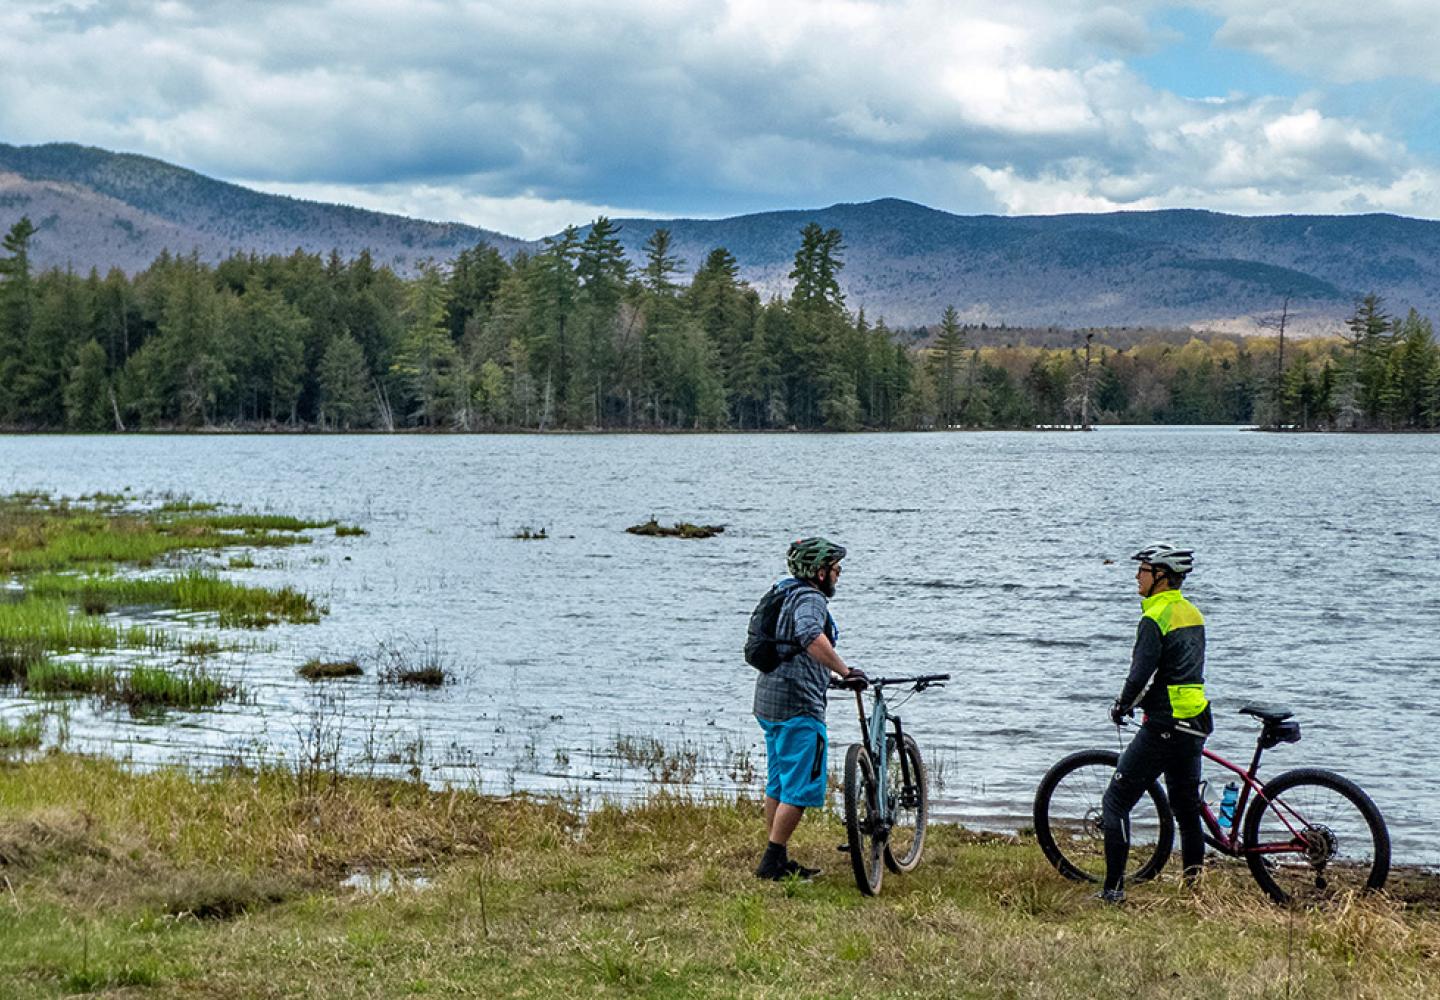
xmin=2 ymin=429 xmax=1437 ymax=864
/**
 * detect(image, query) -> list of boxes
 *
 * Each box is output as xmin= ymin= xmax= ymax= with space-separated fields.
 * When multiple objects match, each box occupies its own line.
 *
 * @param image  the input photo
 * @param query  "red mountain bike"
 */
xmin=1032 ymin=704 xmax=1390 ymax=904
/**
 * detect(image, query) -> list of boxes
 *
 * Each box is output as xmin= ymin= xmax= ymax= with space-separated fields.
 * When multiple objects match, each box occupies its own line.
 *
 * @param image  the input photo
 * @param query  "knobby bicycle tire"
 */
xmin=1241 ymin=766 xmax=1390 ymax=905
xmin=843 ymin=742 xmax=884 ymax=896
xmin=883 ymin=733 xmax=928 ymax=874
xmin=1032 ymin=748 xmax=1174 ymax=884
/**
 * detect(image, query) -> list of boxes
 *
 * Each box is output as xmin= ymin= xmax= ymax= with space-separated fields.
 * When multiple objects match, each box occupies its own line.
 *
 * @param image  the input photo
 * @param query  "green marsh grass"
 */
xmin=334 ymin=524 xmax=367 ymax=537
xmin=171 ymin=513 xmax=334 ymax=532
xmin=0 ymin=710 xmax=44 ymax=750
xmin=26 ymin=571 xmax=322 ymax=626
xmin=0 ymin=598 xmax=126 ymax=652
xmin=0 ymin=495 xmax=320 ymax=575
xmin=18 ymin=659 xmax=237 ymax=708
xmin=23 ymin=659 xmax=116 ymax=697
xmin=119 ymin=664 xmax=237 ymax=709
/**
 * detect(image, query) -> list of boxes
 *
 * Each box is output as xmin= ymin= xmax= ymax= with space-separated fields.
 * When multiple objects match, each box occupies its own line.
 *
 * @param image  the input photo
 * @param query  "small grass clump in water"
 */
xmin=168 ymin=513 xmax=333 ymax=533
xmin=0 ymin=639 xmax=44 ymax=683
xmin=26 ymin=571 xmax=322 ymax=627
xmin=297 ymin=659 xmax=363 ymax=681
xmin=0 ymin=598 xmax=125 ymax=652
xmin=334 ymin=524 xmax=366 ymax=537
xmin=19 ymin=659 xmax=236 ymax=708
xmin=512 ymin=526 xmax=548 ymax=540
xmin=0 ymin=710 xmax=44 ymax=750
xmin=23 ymin=659 xmax=116 ymax=697
xmin=119 ymin=664 xmax=236 ymax=709
xmin=376 ymin=640 xmax=450 ymax=687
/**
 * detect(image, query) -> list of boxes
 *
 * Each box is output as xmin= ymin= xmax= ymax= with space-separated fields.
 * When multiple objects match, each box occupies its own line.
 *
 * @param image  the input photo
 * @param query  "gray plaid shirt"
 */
xmin=752 ymin=579 xmax=836 ymax=723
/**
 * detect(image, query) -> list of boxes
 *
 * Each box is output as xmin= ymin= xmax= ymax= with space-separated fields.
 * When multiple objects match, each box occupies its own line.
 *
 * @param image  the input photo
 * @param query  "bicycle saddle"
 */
xmin=1239 ymin=703 xmax=1294 ymax=723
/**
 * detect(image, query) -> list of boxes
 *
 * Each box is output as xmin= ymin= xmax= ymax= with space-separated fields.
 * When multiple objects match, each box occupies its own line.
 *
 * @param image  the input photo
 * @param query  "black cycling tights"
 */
xmin=1100 ymin=724 xmax=1205 ymax=892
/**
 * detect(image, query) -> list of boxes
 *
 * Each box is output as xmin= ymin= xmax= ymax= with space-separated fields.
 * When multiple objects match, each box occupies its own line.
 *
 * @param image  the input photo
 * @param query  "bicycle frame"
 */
xmin=848 ymin=679 xmax=933 ymax=831
xmin=1198 ymin=741 xmax=1315 ymax=858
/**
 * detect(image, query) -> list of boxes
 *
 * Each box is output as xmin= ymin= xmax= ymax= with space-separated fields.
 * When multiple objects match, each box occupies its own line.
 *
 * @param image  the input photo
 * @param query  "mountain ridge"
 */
xmin=4 ymin=142 xmax=1440 ymax=331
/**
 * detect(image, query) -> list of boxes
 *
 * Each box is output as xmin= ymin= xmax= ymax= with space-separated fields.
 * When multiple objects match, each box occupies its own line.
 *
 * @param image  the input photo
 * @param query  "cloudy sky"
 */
xmin=3 ymin=0 xmax=1438 ymax=238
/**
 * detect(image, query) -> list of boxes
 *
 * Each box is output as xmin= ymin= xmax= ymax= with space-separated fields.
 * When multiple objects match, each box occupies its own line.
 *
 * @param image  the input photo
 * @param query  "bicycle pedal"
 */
xmin=836 ymin=842 xmax=851 ymax=853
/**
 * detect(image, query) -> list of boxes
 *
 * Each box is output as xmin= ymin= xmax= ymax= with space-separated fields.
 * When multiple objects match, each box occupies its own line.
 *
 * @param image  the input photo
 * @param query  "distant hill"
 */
xmin=5 ymin=142 xmax=1440 ymax=331
xmin=598 ymin=200 xmax=1440 ymax=332
xmin=0 ymin=142 xmax=526 ymax=275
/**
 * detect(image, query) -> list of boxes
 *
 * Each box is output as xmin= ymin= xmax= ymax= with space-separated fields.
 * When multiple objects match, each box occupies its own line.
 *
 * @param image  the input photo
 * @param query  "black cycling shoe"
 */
xmin=756 ymin=858 xmax=819 ymax=882
xmin=1093 ymin=888 xmax=1126 ymax=905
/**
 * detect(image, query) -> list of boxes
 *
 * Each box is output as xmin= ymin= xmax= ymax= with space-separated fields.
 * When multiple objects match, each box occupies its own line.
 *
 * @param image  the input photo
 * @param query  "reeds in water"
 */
xmin=26 ymin=571 xmax=322 ymax=626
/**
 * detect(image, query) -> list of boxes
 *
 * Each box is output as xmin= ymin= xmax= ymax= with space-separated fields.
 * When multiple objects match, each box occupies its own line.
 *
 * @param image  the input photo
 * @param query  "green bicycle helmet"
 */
xmin=786 ymin=536 xmax=847 ymax=579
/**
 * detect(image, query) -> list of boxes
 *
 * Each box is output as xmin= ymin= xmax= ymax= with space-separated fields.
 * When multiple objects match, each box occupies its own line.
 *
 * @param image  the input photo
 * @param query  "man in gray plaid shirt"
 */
xmin=752 ymin=537 xmax=868 ymax=881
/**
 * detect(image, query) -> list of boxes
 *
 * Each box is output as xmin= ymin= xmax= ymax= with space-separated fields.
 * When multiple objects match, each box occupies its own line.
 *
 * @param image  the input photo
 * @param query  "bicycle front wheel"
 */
xmin=1032 ymin=748 xmax=1174 ymax=884
xmin=883 ymin=733 xmax=928 ymax=874
xmin=1242 ymin=767 xmax=1390 ymax=905
xmin=843 ymin=742 xmax=884 ymax=896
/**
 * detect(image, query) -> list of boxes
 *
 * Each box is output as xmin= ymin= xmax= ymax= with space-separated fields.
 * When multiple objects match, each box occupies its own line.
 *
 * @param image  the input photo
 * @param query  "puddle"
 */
xmin=340 ymin=867 xmax=434 ymax=894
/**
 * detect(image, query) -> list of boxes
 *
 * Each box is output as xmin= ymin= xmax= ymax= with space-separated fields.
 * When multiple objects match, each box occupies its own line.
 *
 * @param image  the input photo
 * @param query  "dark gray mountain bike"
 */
xmin=835 ymin=673 xmax=949 ymax=896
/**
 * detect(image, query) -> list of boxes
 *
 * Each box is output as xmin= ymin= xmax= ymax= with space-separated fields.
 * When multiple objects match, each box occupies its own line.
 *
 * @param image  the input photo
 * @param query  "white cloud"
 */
xmin=236 ymin=178 xmax=660 ymax=240
xmin=0 ymin=0 xmax=1437 ymax=233
xmin=1203 ymin=1 xmax=1440 ymax=84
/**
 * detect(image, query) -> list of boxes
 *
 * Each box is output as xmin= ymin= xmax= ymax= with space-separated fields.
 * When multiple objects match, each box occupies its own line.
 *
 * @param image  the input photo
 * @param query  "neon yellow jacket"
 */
xmin=1118 ymin=589 xmax=1212 ymax=737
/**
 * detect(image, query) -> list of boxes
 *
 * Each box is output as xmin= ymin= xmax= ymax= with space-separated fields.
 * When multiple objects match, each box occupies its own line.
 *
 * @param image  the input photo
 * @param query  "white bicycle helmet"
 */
xmin=1131 ymin=542 xmax=1195 ymax=575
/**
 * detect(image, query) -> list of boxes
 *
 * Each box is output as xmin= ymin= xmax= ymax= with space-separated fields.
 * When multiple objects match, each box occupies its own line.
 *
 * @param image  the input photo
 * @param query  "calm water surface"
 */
xmin=2 ymin=430 xmax=1437 ymax=863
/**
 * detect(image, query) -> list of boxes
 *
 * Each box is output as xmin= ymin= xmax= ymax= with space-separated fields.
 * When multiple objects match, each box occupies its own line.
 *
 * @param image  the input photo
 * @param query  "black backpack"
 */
xmin=744 ymin=583 xmax=806 ymax=673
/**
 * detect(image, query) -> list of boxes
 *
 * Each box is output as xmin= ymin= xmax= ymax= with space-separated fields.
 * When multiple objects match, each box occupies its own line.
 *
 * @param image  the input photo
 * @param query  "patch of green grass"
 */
xmin=157 ymin=496 xmax=220 ymax=513
xmin=334 ymin=524 xmax=367 ymax=537
xmin=0 ymin=710 xmax=44 ymax=750
xmin=119 ymin=664 xmax=237 ymax=709
xmin=171 ymin=514 xmax=334 ymax=533
xmin=0 ymin=639 xmax=45 ymax=683
xmin=227 ymin=554 xmax=257 ymax=569
xmin=23 ymin=659 xmax=116 ymax=697
xmin=26 ymin=571 xmax=322 ymax=627
xmin=181 ymin=637 xmax=225 ymax=658
xmin=0 ymin=495 xmax=317 ymax=575
xmin=18 ymin=660 xmax=237 ymax=708
xmin=0 ymin=598 xmax=125 ymax=652
xmin=297 ymin=659 xmax=363 ymax=681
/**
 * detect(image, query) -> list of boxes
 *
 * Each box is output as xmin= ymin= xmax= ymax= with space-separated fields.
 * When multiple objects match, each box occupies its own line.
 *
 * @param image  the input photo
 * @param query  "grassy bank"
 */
xmin=0 ymin=755 xmax=1435 ymax=998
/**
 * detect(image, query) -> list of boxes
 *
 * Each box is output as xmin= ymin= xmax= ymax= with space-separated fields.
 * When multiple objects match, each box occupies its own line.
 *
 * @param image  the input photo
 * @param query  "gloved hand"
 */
xmin=1109 ymin=699 xmax=1129 ymax=726
xmin=843 ymin=668 xmax=870 ymax=690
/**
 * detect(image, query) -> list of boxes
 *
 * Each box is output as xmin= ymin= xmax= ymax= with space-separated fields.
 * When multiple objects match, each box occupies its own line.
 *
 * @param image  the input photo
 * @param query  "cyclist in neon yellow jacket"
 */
xmin=1098 ymin=542 xmax=1214 ymax=903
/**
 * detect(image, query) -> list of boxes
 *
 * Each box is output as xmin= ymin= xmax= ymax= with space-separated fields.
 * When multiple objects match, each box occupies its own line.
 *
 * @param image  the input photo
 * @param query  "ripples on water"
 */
xmin=2 ymin=428 xmax=1438 ymax=863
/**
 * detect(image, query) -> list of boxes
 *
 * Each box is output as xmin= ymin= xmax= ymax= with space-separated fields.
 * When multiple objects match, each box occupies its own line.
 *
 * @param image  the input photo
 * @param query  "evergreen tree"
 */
xmin=64 ymin=339 xmax=112 ymax=431
xmin=0 ymin=217 xmax=37 ymax=423
xmin=929 ymin=306 xmax=965 ymax=426
xmin=394 ymin=262 xmax=458 ymax=427
xmin=317 ymin=333 xmax=371 ymax=429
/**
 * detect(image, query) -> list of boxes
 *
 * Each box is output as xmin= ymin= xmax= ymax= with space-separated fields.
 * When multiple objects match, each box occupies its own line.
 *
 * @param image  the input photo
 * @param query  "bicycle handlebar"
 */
xmin=830 ymin=673 xmax=950 ymax=691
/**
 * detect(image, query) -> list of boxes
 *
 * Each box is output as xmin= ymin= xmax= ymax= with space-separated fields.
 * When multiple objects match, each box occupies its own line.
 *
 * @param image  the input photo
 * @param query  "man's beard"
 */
xmin=816 ymin=577 xmax=836 ymax=597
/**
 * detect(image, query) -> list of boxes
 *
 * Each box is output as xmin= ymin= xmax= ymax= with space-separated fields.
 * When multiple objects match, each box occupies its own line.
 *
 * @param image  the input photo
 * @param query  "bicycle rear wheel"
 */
xmin=1242 ymin=767 xmax=1390 ymax=905
xmin=883 ymin=733 xmax=928 ymax=874
xmin=1032 ymin=748 xmax=1173 ymax=884
xmin=843 ymin=742 xmax=884 ymax=896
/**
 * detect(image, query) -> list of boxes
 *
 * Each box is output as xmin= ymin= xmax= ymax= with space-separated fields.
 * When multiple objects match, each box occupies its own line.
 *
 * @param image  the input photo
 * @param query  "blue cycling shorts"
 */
xmin=757 ymin=714 xmax=828 ymax=808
